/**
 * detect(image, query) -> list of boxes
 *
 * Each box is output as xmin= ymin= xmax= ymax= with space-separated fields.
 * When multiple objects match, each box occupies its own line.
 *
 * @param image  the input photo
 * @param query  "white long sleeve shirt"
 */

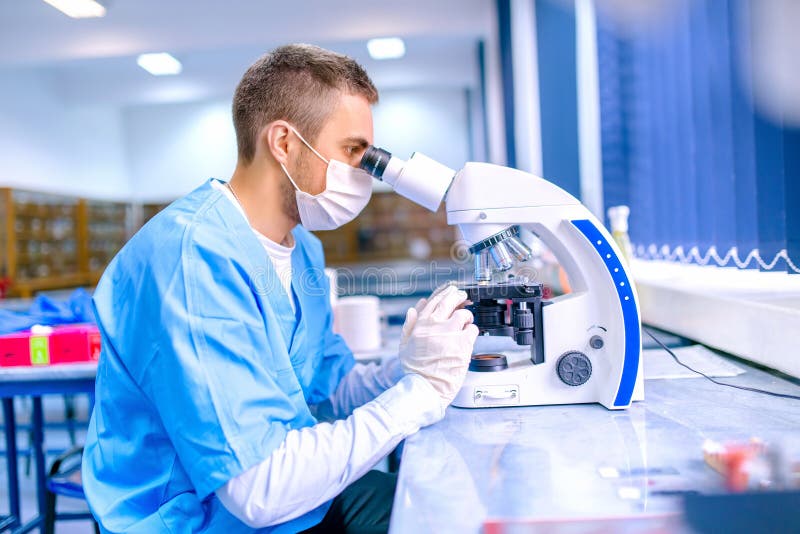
xmin=215 ymin=368 xmax=442 ymax=528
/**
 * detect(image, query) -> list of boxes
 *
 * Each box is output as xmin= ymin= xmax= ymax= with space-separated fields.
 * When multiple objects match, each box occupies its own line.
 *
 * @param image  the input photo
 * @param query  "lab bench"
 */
xmin=0 ymin=363 xmax=96 ymax=532
xmin=389 ymin=349 xmax=800 ymax=533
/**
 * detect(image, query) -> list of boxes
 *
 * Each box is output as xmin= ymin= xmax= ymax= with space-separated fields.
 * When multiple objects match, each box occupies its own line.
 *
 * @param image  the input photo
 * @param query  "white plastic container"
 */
xmin=333 ymin=295 xmax=382 ymax=352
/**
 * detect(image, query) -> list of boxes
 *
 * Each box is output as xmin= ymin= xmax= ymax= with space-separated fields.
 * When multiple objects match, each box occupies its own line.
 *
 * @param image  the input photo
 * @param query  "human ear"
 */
xmin=264 ymin=121 xmax=292 ymax=165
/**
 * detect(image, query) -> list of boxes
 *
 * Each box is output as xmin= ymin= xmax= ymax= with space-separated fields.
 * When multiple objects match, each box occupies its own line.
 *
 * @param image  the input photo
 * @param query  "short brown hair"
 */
xmin=232 ymin=44 xmax=378 ymax=164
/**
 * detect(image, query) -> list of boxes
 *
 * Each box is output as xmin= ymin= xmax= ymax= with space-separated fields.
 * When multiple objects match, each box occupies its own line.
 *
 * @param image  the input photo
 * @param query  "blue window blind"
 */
xmin=535 ymin=0 xmax=581 ymax=199
xmin=596 ymin=0 xmax=799 ymax=273
xmin=496 ymin=0 xmax=517 ymax=168
xmin=495 ymin=0 xmax=581 ymax=197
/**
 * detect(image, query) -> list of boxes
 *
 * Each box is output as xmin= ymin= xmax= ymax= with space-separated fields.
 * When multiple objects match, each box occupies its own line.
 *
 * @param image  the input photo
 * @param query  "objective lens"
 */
xmin=505 ymin=235 xmax=532 ymax=262
xmin=474 ymin=250 xmax=492 ymax=282
xmin=489 ymin=242 xmax=514 ymax=271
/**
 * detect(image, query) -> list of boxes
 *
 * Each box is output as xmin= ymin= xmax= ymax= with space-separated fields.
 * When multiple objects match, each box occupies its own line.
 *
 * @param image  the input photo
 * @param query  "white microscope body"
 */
xmin=359 ymin=149 xmax=643 ymax=410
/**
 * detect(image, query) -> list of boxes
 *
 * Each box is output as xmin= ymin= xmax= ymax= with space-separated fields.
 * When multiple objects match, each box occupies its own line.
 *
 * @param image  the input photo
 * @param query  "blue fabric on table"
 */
xmin=0 ymin=288 xmax=95 ymax=335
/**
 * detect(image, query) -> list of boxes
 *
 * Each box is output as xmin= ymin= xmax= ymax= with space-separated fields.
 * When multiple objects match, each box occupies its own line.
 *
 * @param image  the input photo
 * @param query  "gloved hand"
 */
xmin=398 ymin=281 xmax=458 ymax=351
xmin=398 ymin=285 xmax=480 ymax=408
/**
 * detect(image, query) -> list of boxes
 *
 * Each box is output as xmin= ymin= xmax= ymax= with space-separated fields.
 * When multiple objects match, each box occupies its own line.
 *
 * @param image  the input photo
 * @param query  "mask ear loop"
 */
xmin=280 ymin=163 xmax=303 ymax=192
xmin=287 ymin=124 xmax=330 ymax=165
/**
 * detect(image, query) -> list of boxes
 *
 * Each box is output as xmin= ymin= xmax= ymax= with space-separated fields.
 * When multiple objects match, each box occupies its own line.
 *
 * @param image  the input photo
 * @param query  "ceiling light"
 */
xmin=137 ymin=53 xmax=183 ymax=76
xmin=42 ymin=0 xmax=106 ymax=18
xmin=367 ymin=38 xmax=406 ymax=60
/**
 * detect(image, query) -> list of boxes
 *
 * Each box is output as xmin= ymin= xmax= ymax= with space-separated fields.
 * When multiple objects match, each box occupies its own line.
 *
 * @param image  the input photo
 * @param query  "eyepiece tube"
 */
xmin=360 ymin=146 xmax=393 ymax=180
xmin=359 ymin=145 xmax=456 ymax=212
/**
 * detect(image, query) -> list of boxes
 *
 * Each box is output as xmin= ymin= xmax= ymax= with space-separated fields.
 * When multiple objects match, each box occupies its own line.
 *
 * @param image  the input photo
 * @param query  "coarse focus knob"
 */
xmin=513 ymin=309 xmax=534 ymax=329
xmin=556 ymin=351 xmax=592 ymax=386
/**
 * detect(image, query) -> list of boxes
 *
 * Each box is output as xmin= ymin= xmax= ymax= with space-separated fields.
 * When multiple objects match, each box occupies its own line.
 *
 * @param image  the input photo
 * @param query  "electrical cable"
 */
xmin=643 ymin=327 xmax=800 ymax=401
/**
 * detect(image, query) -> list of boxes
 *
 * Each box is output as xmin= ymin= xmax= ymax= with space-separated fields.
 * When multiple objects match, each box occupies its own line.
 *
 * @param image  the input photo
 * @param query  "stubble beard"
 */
xmin=282 ymin=152 xmax=310 ymax=226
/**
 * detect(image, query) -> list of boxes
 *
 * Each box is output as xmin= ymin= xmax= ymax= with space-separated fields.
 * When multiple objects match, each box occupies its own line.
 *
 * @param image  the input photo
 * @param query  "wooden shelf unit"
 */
xmin=0 ymin=188 xmax=132 ymax=298
xmin=84 ymin=199 xmax=128 ymax=276
xmin=0 ymin=189 xmax=458 ymax=297
xmin=142 ymin=202 xmax=171 ymax=226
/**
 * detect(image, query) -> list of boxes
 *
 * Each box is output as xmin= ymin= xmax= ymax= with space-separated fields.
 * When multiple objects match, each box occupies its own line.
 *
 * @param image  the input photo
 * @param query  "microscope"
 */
xmin=360 ymin=147 xmax=643 ymax=410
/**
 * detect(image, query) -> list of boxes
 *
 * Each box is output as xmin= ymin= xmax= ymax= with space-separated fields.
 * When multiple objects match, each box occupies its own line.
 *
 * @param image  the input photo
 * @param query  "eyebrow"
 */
xmin=342 ymin=136 xmax=370 ymax=149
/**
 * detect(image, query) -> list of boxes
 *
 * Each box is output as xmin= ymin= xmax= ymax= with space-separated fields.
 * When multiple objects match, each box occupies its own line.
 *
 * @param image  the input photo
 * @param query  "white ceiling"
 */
xmin=0 ymin=0 xmax=495 ymax=106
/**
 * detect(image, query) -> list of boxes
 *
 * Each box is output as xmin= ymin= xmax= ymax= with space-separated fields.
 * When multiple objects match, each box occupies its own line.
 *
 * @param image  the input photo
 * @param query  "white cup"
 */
xmin=333 ymin=295 xmax=382 ymax=352
xmin=324 ymin=267 xmax=339 ymax=308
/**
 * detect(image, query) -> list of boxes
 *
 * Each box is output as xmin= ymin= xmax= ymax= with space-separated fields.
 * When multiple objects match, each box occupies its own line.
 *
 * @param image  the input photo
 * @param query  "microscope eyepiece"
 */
xmin=359 ymin=145 xmax=392 ymax=180
xmin=358 ymin=145 xmax=455 ymax=212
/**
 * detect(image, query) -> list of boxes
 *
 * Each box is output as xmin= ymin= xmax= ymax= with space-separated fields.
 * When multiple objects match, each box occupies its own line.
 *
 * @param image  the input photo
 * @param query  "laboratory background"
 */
xmin=0 ymin=0 xmax=799 ymax=533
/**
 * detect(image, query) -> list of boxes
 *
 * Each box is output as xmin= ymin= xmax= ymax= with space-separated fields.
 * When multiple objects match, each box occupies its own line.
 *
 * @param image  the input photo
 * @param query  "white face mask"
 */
xmin=280 ymin=125 xmax=374 ymax=231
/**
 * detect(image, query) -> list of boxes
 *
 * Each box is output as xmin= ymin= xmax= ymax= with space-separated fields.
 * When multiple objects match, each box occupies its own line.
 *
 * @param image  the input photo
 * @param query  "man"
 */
xmin=82 ymin=44 xmax=479 ymax=533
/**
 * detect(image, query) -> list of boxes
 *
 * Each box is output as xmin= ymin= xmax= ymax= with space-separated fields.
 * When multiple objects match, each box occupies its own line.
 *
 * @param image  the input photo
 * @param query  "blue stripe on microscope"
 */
xmin=571 ymin=219 xmax=640 ymax=407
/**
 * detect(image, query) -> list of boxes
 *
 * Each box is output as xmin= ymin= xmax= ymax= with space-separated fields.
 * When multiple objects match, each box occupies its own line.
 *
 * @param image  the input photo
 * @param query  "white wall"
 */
xmin=373 ymin=87 xmax=471 ymax=171
xmin=482 ymin=10 xmax=509 ymax=166
xmin=124 ymin=87 xmax=472 ymax=202
xmin=0 ymin=65 xmax=474 ymax=204
xmin=576 ymin=0 xmax=604 ymax=219
xmin=510 ymin=0 xmax=543 ymax=176
xmin=0 ymin=68 xmax=129 ymax=199
xmin=123 ymin=100 xmax=237 ymax=202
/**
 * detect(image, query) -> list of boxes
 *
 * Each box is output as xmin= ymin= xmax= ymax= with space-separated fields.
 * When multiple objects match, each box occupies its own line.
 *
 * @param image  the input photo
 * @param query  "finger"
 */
xmin=430 ymin=280 xmax=457 ymax=300
xmin=401 ymin=307 xmax=418 ymax=338
xmin=455 ymin=299 xmax=472 ymax=311
xmin=430 ymin=289 xmax=469 ymax=321
xmin=413 ymin=298 xmax=428 ymax=314
xmin=419 ymin=285 xmax=459 ymax=319
xmin=449 ymin=308 xmax=474 ymax=329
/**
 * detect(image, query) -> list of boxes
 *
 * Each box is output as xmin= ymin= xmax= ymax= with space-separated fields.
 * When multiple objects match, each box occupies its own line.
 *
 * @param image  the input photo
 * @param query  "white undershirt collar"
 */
xmin=212 ymin=179 xmax=296 ymax=311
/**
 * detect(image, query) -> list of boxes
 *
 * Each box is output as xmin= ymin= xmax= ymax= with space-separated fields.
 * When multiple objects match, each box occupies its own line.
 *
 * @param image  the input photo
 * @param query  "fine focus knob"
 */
xmin=515 ymin=330 xmax=534 ymax=345
xmin=556 ymin=351 xmax=592 ymax=386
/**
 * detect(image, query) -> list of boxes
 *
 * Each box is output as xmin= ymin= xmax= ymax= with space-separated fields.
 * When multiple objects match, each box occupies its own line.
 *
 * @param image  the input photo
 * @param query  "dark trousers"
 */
xmin=300 ymin=470 xmax=397 ymax=534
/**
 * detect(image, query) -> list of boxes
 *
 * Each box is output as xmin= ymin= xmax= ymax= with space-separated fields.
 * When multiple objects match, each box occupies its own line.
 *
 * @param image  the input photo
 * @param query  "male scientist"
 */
xmin=82 ymin=44 xmax=479 ymax=533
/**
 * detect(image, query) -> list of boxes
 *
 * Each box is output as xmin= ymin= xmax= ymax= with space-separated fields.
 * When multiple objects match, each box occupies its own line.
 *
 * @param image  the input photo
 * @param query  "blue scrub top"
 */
xmin=82 ymin=179 xmax=355 ymax=533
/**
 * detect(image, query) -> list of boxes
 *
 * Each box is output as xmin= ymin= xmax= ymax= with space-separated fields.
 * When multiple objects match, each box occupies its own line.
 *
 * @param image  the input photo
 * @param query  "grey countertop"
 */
xmin=390 ymin=351 xmax=800 ymax=533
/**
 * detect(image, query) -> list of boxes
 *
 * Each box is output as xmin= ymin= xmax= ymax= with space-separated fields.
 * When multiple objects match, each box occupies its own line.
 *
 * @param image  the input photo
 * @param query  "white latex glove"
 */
xmin=399 ymin=281 xmax=459 ymax=351
xmin=399 ymin=285 xmax=480 ymax=408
